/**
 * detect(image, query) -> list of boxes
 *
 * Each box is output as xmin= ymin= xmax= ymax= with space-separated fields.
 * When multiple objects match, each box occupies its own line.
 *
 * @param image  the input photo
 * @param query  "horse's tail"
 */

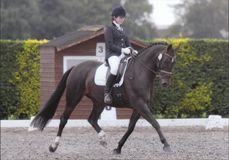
xmin=30 ymin=67 xmax=73 ymax=131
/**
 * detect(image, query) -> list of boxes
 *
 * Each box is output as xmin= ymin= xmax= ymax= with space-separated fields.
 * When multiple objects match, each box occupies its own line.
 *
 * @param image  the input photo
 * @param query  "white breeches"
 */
xmin=108 ymin=53 xmax=125 ymax=75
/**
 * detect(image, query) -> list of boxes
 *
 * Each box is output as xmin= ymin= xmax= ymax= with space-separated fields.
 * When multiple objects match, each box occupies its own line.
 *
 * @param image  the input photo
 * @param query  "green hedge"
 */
xmin=0 ymin=41 xmax=22 ymax=119
xmin=0 ymin=39 xmax=228 ymax=119
xmin=151 ymin=39 xmax=229 ymax=118
xmin=0 ymin=40 xmax=47 ymax=119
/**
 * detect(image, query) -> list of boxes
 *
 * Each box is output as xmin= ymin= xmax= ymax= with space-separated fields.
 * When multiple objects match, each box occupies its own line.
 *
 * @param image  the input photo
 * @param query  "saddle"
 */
xmin=94 ymin=56 xmax=132 ymax=86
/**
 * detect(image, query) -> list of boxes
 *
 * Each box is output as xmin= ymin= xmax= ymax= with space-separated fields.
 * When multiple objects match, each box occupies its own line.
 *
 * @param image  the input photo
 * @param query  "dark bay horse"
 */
xmin=30 ymin=42 xmax=176 ymax=154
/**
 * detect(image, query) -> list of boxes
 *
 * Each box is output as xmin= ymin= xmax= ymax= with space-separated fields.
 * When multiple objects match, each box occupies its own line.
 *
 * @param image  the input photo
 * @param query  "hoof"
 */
xmin=49 ymin=144 xmax=58 ymax=153
xmin=100 ymin=140 xmax=107 ymax=147
xmin=163 ymin=145 xmax=172 ymax=152
xmin=28 ymin=126 xmax=38 ymax=132
xmin=113 ymin=148 xmax=121 ymax=155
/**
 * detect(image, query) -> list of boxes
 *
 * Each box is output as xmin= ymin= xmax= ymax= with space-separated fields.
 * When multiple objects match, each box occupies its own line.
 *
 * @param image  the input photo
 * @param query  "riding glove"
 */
xmin=121 ymin=47 xmax=131 ymax=55
xmin=132 ymin=50 xmax=138 ymax=55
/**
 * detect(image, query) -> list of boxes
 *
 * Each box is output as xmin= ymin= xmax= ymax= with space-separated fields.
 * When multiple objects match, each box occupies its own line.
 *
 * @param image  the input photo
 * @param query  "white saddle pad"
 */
xmin=94 ymin=63 xmax=127 ymax=87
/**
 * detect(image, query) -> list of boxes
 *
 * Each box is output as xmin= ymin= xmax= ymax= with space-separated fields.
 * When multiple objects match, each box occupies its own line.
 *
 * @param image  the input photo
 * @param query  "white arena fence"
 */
xmin=1 ymin=115 xmax=228 ymax=129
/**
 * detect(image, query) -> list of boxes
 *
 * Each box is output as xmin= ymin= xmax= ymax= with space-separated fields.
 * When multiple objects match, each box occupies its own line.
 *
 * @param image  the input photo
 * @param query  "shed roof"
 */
xmin=42 ymin=25 xmax=147 ymax=51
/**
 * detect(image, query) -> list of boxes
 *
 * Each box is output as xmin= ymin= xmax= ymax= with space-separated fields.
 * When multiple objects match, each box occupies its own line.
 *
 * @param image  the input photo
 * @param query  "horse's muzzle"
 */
xmin=159 ymin=71 xmax=172 ymax=87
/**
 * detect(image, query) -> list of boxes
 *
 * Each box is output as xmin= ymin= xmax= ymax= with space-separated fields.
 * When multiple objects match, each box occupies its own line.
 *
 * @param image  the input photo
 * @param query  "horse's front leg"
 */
xmin=134 ymin=99 xmax=171 ymax=152
xmin=113 ymin=109 xmax=140 ymax=154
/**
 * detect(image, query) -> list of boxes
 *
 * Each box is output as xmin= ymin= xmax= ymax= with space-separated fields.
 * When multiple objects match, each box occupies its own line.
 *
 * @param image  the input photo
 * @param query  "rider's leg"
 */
xmin=104 ymin=56 xmax=120 ymax=104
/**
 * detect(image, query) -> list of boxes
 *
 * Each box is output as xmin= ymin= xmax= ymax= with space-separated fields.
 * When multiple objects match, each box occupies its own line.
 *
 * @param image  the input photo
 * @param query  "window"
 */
xmin=63 ymin=56 xmax=98 ymax=72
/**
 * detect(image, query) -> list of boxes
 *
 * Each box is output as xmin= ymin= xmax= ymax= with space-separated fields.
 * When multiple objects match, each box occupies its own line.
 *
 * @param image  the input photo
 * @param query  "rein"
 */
xmin=131 ymin=55 xmax=158 ymax=75
xmin=128 ymin=43 xmax=162 ymax=75
xmin=131 ymin=46 xmax=174 ymax=76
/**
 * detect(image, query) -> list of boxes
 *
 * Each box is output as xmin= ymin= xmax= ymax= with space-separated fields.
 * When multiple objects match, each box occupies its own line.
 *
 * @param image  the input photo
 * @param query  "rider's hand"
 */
xmin=121 ymin=47 xmax=131 ymax=55
xmin=129 ymin=49 xmax=138 ymax=57
xmin=133 ymin=50 xmax=138 ymax=55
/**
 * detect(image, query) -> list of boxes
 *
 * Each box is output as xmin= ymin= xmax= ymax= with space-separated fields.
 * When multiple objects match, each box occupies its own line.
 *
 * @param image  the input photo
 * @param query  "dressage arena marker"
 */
xmin=205 ymin=115 xmax=224 ymax=129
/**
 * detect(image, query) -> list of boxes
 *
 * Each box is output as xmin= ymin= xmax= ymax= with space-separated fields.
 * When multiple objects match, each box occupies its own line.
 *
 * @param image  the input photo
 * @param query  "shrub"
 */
xmin=0 ymin=40 xmax=47 ymax=119
xmin=0 ymin=39 xmax=228 ymax=119
xmin=0 ymin=41 xmax=23 ymax=119
xmin=151 ymin=39 xmax=229 ymax=118
xmin=13 ymin=40 xmax=47 ymax=118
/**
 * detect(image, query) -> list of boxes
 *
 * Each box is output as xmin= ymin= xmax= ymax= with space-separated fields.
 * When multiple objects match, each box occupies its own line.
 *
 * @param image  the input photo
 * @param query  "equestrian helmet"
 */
xmin=111 ymin=6 xmax=126 ymax=17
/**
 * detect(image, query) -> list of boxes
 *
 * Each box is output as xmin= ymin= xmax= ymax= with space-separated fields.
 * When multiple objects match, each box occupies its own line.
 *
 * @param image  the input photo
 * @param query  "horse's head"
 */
xmin=156 ymin=44 xmax=176 ymax=87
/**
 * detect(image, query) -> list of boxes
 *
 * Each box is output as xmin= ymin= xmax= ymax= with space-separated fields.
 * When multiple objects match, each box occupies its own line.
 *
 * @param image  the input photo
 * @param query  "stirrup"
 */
xmin=104 ymin=93 xmax=112 ymax=104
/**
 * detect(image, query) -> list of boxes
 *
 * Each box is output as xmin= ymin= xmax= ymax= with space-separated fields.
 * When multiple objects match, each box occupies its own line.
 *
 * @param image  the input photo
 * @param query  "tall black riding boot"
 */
xmin=104 ymin=74 xmax=117 ymax=104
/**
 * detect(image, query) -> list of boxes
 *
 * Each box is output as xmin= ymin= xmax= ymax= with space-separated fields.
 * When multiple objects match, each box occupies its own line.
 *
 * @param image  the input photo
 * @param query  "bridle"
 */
xmin=131 ymin=48 xmax=176 ymax=76
xmin=158 ymin=52 xmax=176 ymax=75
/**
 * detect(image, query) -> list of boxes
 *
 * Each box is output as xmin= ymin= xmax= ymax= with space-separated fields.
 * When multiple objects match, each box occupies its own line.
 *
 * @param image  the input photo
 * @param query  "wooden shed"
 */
xmin=40 ymin=25 xmax=147 ymax=119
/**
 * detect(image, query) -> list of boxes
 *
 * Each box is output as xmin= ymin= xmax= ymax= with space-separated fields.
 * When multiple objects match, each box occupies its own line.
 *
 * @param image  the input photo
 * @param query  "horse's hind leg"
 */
xmin=49 ymin=83 xmax=85 ymax=152
xmin=87 ymin=103 xmax=106 ymax=146
xmin=49 ymin=104 xmax=76 ymax=152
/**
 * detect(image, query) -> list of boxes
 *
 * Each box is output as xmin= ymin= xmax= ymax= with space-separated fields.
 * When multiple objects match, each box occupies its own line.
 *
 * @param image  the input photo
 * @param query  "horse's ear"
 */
xmin=166 ymin=44 xmax=173 ymax=52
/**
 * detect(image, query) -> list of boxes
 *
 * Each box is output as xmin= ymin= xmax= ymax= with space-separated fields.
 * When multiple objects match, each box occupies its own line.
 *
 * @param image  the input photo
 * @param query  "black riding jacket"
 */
xmin=104 ymin=23 xmax=131 ymax=60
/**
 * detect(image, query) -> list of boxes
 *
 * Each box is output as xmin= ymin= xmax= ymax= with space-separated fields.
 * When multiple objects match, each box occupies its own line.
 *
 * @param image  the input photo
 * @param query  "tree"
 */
xmin=1 ymin=0 xmax=157 ymax=40
xmin=1 ymin=0 xmax=41 ymax=39
xmin=168 ymin=0 xmax=228 ymax=38
xmin=124 ymin=0 xmax=157 ymax=39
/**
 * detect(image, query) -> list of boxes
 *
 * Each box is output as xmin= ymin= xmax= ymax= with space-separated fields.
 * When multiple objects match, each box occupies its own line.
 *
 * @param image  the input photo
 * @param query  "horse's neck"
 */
xmin=137 ymin=45 xmax=166 ymax=71
xmin=130 ymin=51 xmax=157 ymax=87
xmin=137 ymin=49 xmax=157 ymax=70
xmin=140 ymin=46 xmax=162 ymax=62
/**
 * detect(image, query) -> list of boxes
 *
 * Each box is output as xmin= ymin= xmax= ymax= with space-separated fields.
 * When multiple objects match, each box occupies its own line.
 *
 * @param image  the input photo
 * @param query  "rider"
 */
xmin=104 ymin=6 xmax=136 ymax=104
